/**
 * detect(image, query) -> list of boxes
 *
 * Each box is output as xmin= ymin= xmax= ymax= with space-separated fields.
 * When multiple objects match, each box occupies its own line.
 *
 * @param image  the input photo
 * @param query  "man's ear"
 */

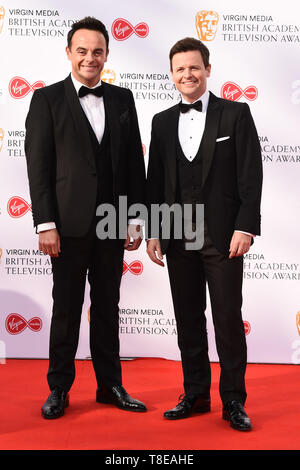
xmin=66 ymin=46 xmax=71 ymax=60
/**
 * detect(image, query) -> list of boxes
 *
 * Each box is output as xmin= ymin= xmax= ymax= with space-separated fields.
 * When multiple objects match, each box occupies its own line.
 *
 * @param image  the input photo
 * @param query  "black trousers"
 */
xmin=47 ymin=221 xmax=124 ymax=392
xmin=166 ymin=226 xmax=247 ymax=405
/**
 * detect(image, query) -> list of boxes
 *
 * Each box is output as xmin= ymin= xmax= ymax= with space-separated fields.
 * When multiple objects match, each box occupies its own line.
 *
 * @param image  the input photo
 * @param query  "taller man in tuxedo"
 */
xmin=25 ymin=17 xmax=147 ymax=419
xmin=146 ymin=38 xmax=262 ymax=431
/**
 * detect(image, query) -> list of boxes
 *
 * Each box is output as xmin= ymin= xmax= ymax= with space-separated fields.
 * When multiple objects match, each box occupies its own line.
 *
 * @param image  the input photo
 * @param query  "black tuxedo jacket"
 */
xmin=146 ymin=92 xmax=263 ymax=255
xmin=25 ymin=74 xmax=146 ymax=237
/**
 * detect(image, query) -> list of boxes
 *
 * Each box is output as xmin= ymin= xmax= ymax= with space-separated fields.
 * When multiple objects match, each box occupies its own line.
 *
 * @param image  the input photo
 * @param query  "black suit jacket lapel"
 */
xmin=102 ymin=81 xmax=120 ymax=173
xmin=64 ymin=75 xmax=96 ymax=171
xmin=201 ymin=92 xmax=222 ymax=186
xmin=165 ymin=104 xmax=180 ymax=196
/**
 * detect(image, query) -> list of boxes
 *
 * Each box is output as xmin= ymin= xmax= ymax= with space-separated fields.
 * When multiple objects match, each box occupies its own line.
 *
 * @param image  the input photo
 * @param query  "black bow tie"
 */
xmin=179 ymin=100 xmax=202 ymax=113
xmin=78 ymin=85 xmax=104 ymax=98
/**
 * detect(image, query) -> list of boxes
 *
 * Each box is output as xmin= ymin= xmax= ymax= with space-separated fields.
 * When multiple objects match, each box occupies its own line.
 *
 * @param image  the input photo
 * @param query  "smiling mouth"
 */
xmin=81 ymin=66 xmax=98 ymax=73
xmin=182 ymin=81 xmax=197 ymax=85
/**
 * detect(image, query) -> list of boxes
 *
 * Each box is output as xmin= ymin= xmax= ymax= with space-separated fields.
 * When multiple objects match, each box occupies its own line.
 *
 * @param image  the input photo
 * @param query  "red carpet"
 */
xmin=0 ymin=358 xmax=299 ymax=451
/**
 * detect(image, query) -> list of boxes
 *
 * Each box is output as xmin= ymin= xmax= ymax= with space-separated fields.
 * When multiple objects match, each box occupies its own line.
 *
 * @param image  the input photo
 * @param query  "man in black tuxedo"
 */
xmin=25 ymin=17 xmax=147 ymax=419
xmin=146 ymin=38 xmax=262 ymax=431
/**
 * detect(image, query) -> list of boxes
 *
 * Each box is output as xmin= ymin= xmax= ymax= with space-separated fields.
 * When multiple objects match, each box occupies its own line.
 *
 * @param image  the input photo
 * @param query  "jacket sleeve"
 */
xmin=25 ymin=90 xmax=57 ymax=227
xmin=146 ymin=115 xmax=165 ymax=239
xmin=126 ymin=90 xmax=146 ymax=209
xmin=234 ymin=103 xmax=263 ymax=235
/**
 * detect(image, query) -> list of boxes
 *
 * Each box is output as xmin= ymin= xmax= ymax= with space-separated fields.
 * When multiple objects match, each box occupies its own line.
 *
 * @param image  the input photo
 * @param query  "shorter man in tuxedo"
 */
xmin=25 ymin=17 xmax=147 ymax=418
xmin=146 ymin=38 xmax=262 ymax=431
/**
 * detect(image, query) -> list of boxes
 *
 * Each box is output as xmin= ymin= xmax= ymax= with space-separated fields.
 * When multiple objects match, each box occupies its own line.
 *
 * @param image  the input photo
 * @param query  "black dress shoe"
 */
xmin=96 ymin=385 xmax=147 ymax=412
xmin=223 ymin=400 xmax=252 ymax=431
xmin=41 ymin=388 xmax=69 ymax=419
xmin=164 ymin=394 xmax=211 ymax=420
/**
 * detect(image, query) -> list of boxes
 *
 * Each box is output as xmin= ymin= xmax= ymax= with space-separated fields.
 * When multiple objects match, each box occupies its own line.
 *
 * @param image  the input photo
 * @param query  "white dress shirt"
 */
xmin=72 ymin=75 xmax=105 ymax=143
xmin=178 ymin=88 xmax=209 ymax=161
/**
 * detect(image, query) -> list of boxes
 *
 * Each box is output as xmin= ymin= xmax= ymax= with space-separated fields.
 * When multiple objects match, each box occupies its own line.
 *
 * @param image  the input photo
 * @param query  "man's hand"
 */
xmin=39 ymin=228 xmax=61 ymax=257
xmin=229 ymin=231 xmax=251 ymax=259
xmin=146 ymin=239 xmax=164 ymax=267
xmin=124 ymin=224 xmax=143 ymax=251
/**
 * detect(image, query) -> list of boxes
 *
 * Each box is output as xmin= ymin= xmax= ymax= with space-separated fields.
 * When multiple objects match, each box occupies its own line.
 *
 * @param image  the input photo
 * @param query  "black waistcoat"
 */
xmin=176 ymin=134 xmax=204 ymax=223
xmin=84 ymin=106 xmax=114 ymax=206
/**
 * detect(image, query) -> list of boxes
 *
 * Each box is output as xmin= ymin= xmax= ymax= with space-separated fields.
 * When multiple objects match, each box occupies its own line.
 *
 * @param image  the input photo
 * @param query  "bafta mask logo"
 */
xmin=195 ymin=10 xmax=219 ymax=41
xmin=101 ymin=69 xmax=116 ymax=84
xmin=297 ymin=312 xmax=300 ymax=336
xmin=0 ymin=128 xmax=4 ymax=152
xmin=0 ymin=6 xmax=5 ymax=34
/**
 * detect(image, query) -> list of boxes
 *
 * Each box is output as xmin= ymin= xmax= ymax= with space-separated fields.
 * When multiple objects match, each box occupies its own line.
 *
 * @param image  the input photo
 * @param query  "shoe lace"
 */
xmin=227 ymin=401 xmax=247 ymax=418
xmin=51 ymin=388 xmax=64 ymax=399
xmin=178 ymin=393 xmax=188 ymax=404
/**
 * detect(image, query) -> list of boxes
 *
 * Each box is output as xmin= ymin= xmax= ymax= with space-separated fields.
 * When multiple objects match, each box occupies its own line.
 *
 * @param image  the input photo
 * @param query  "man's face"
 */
xmin=171 ymin=50 xmax=211 ymax=103
xmin=66 ymin=28 xmax=109 ymax=87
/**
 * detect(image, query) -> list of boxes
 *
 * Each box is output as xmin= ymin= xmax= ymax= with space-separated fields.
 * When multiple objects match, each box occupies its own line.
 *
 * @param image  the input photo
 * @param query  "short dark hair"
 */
xmin=67 ymin=16 xmax=109 ymax=50
xmin=169 ymin=37 xmax=210 ymax=70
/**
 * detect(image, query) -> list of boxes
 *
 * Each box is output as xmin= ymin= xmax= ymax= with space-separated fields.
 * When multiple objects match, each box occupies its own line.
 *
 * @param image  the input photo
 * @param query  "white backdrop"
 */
xmin=1 ymin=0 xmax=300 ymax=364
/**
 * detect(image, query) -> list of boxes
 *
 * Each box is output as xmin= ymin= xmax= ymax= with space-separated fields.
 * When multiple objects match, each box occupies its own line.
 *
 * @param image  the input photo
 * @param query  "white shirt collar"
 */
xmin=181 ymin=88 xmax=210 ymax=113
xmin=71 ymin=73 xmax=102 ymax=96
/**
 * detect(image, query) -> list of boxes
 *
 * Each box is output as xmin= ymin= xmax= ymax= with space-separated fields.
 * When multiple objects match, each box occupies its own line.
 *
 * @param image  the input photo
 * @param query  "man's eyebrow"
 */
xmin=175 ymin=64 xmax=200 ymax=69
xmin=76 ymin=46 xmax=104 ymax=52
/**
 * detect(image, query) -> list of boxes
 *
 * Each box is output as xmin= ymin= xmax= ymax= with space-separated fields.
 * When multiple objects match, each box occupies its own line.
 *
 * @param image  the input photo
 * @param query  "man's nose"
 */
xmin=85 ymin=52 xmax=94 ymax=62
xmin=183 ymin=69 xmax=193 ymax=78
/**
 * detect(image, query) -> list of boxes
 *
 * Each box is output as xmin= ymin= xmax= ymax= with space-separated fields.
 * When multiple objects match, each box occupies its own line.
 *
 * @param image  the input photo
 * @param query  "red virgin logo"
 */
xmin=221 ymin=82 xmax=258 ymax=101
xmin=9 ymin=77 xmax=45 ymax=99
xmin=123 ymin=260 xmax=143 ymax=275
xmin=243 ymin=321 xmax=251 ymax=335
xmin=111 ymin=18 xmax=149 ymax=41
xmin=5 ymin=313 xmax=42 ymax=335
xmin=7 ymin=196 xmax=32 ymax=218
